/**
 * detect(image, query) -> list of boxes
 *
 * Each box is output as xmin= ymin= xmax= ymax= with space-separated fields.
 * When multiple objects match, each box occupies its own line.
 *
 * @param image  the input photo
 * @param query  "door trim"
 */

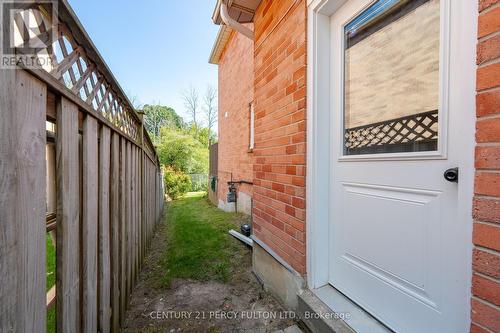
xmin=305 ymin=0 xmax=477 ymax=331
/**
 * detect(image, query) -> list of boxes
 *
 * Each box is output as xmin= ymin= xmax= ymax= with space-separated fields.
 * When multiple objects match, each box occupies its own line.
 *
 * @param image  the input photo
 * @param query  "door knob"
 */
xmin=444 ymin=167 xmax=458 ymax=183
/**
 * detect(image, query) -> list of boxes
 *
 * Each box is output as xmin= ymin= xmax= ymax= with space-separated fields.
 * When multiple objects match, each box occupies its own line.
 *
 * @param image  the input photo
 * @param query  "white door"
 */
xmin=329 ymin=0 xmax=472 ymax=332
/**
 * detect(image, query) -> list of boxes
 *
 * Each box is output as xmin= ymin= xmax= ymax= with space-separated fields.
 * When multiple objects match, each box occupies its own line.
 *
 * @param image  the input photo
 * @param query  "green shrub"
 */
xmin=156 ymin=127 xmax=208 ymax=174
xmin=164 ymin=168 xmax=192 ymax=200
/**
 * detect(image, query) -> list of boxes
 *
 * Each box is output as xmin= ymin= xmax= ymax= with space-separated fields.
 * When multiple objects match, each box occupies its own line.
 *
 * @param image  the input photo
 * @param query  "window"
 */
xmin=343 ymin=0 xmax=440 ymax=155
xmin=249 ymin=102 xmax=254 ymax=151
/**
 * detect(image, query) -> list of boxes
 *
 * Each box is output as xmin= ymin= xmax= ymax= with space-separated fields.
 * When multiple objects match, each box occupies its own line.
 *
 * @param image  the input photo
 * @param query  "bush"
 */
xmin=164 ymin=168 xmax=192 ymax=200
xmin=156 ymin=127 xmax=209 ymax=174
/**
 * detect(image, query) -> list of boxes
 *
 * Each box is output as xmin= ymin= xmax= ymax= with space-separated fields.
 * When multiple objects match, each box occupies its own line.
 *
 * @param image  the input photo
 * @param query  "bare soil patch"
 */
xmin=122 ymin=195 xmax=296 ymax=332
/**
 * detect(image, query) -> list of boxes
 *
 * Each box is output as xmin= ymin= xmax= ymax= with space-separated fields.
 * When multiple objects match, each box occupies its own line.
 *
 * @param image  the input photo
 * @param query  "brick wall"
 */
xmin=217 ymin=27 xmax=254 ymax=206
xmin=471 ymin=1 xmax=500 ymax=332
xmin=252 ymin=0 xmax=307 ymax=274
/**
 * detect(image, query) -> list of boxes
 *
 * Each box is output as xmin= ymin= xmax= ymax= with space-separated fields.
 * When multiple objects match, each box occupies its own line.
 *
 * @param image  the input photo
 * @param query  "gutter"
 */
xmin=220 ymin=2 xmax=254 ymax=40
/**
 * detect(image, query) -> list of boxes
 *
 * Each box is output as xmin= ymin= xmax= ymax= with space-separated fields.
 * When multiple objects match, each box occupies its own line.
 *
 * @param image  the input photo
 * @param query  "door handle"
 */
xmin=444 ymin=167 xmax=458 ymax=183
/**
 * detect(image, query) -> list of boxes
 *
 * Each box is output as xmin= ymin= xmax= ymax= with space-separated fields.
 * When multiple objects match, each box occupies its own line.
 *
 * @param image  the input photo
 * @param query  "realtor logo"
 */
xmin=1 ymin=0 xmax=58 ymax=69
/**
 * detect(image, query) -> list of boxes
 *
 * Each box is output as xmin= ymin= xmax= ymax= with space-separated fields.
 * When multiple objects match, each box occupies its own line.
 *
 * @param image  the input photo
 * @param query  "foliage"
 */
xmin=142 ymin=99 xmax=216 ymax=197
xmin=186 ymin=125 xmax=216 ymax=148
xmin=143 ymin=104 xmax=185 ymax=138
xmin=162 ymin=192 xmax=247 ymax=286
xmin=190 ymin=174 xmax=208 ymax=192
xmin=164 ymin=167 xmax=192 ymax=199
xmin=156 ymin=127 xmax=208 ymax=174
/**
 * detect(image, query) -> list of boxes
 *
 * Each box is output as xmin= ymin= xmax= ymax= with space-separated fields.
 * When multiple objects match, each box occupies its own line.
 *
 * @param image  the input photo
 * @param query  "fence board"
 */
xmin=149 ymin=164 xmax=152 ymax=230
xmin=146 ymin=163 xmax=150 ymax=236
xmin=142 ymin=154 xmax=146 ymax=260
xmin=18 ymin=72 xmax=47 ymax=333
xmin=150 ymin=164 xmax=153 ymax=231
xmin=110 ymin=133 xmax=120 ymax=332
xmin=139 ymin=150 xmax=142 ymax=266
xmin=2 ymin=3 xmax=165 ymax=331
xmin=135 ymin=147 xmax=140 ymax=275
xmin=156 ymin=172 xmax=159 ymax=221
xmin=98 ymin=126 xmax=111 ymax=333
xmin=119 ymin=138 xmax=127 ymax=320
xmin=131 ymin=147 xmax=137 ymax=284
xmin=82 ymin=115 xmax=99 ymax=333
xmin=57 ymin=97 xmax=81 ymax=333
xmin=127 ymin=142 xmax=132 ymax=299
xmin=0 ymin=70 xmax=46 ymax=332
xmin=139 ymin=150 xmax=143 ymax=266
xmin=0 ymin=63 xmax=17 ymax=333
xmin=142 ymin=155 xmax=147 ymax=247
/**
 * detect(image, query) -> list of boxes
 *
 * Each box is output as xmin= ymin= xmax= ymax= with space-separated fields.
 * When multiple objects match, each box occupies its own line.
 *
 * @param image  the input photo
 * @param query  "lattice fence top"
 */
xmin=11 ymin=2 xmax=141 ymax=141
xmin=344 ymin=110 xmax=439 ymax=155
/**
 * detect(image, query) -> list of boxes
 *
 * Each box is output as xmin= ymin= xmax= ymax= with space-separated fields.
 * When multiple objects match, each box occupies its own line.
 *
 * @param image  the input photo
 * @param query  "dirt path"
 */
xmin=122 ymin=196 xmax=297 ymax=333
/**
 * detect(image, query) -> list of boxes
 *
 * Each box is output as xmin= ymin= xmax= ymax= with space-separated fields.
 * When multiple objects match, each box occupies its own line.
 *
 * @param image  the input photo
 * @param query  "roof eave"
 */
xmin=208 ymin=25 xmax=232 ymax=65
xmin=209 ymin=0 xmax=262 ymax=64
xmin=212 ymin=0 xmax=222 ymax=24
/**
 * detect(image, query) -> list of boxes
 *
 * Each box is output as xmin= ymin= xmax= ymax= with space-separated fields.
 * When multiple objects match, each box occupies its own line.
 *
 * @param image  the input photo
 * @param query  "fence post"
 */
xmin=138 ymin=112 xmax=145 ymax=263
xmin=110 ymin=133 xmax=121 ymax=332
xmin=82 ymin=115 xmax=99 ymax=332
xmin=0 ymin=69 xmax=47 ymax=333
xmin=98 ymin=126 xmax=111 ymax=333
xmin=56 ymin=97 xmax=81 ymax=333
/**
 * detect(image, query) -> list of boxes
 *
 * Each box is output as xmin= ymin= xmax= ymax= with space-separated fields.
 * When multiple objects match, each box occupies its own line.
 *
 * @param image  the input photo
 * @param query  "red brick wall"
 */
xmin=471 ymin=1 xmax=500 ymax=332
xmin=217 ymin=28 xmax=254 ymax=205
xmin=252 ymin=0 xmax=307 ymax=274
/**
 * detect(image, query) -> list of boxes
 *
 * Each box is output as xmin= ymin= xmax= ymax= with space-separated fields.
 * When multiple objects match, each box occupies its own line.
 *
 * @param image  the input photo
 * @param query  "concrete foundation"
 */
xmin=218 ymin=199 xmax=236 ymax=213
xmin=252 ymin=238 xmax=305 ymax=311
xmin=236 ymin=191 xmax=252 ymax=215
xmin=217 ymin=190 xmax=252 ymax=215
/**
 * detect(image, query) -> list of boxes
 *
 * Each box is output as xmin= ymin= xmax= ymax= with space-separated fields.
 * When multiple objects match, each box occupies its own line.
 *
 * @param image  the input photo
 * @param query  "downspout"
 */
xmin=220 ymin=2 xmax=254 ymax=40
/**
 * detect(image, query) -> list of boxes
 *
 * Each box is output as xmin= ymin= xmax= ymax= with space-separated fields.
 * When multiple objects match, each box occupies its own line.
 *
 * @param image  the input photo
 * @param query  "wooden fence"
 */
xmin=0 ymin=1 xmax=164 ymax=332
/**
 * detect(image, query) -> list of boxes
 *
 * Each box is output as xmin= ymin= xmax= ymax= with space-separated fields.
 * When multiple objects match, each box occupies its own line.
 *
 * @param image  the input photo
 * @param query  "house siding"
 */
xmin=472 ymin=1 xmax=500 ymax=332
xmin=217 ymin=27 xmax=254 ymax=212
xmin=252 ymin=0 xmax=307 ymax=274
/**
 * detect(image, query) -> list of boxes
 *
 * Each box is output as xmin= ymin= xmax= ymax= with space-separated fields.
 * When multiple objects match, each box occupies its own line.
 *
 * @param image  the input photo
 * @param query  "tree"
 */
xmin=188 ymin=126 xmax=215 ymax=147
xmin=156 ymin=127 xmax=208 ymax=174
xmin=203 ymin=84 xmax=218 ymax=146
xmin=126 ymin=91 xmax=143 ymax=110
xmin=182 ymin=85 xmax=200 ymax=133
xmin=142 ymin=104 xmax=185 ymax=139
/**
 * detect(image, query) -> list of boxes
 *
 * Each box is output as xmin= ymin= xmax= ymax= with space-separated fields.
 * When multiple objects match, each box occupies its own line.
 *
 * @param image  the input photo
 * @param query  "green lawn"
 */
xmin=46 ymin=234 xmax=56 ymax=333
xmin=46 ymin=234 xmax=56 ymax=290
xmin=161 ymin=192 xmax=249 ymax=286
xmin=45 ymin=192 xmax=245 ymax=330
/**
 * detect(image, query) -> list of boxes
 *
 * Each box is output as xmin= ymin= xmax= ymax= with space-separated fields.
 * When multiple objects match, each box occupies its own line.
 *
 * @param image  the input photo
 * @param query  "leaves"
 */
xmin=156 ymin=127 xmax=208 ymax=174
xmin=163 ymin=167 xmax=192 ymax=199
xmin=142 ymin=100 xmax=216 ymax=191
xmin=143 ymin=104 xmax=186 ymax=138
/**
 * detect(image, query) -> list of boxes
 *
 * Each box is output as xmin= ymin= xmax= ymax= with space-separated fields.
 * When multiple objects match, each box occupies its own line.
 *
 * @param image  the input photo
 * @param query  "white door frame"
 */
xmin=305 ymin=0 xmax=477 ymax=331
